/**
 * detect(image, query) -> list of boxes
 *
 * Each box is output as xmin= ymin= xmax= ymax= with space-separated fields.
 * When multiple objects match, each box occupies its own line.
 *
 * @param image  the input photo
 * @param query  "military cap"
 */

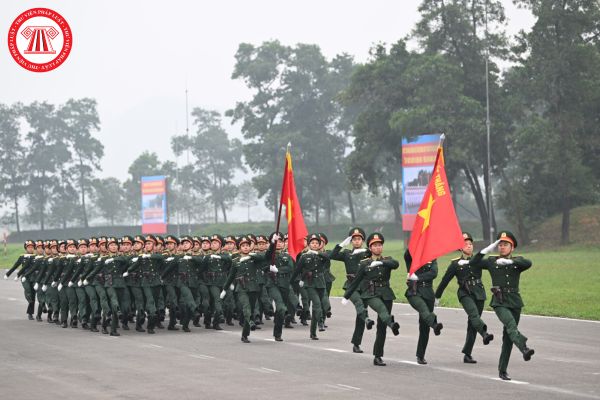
xmin=165 ymin=235 xmax=179 ymax=245
xmin=155 ymin=236 xmax=165 ymax=245
xmin=367 ymin=232 xmax=384 ymax=247
xmin=24 ymin=240 xmax=35 ymax=249
xmin=200 ymin=235 xmax=211 ymax=244
xmin=462 ymin=232 xmax=474 ymax=242
xmin=192 ymin=236 xmax=201 ymax=245
xmin=133 ymin=235 xmax=144 ymax=245
xmin=269 ymin=232 xmax=283 ymax=242
xmin=225 ymin=235 xmax=237 ymax=244
xmin=211 ymin=234 xmax=225 ymax=245
xmin=318 ymin=233 xmax=328 ymax=245
xmin=66 ymin=239 xmax=78 ymax=248
xmin=89 ymin=237 xmax=98 ymax=246
xmin=497 ymin=231 xmax=517 ymax=248
xmin=307 ymin=233 xmax=321 ymax=244
xmin=58 ymin=241 xmax=67 ymax=251
xmin=256 ymin=235 xmax=269 ymax=244
xmin=49 ymin=239 xmax=58 ymax=248
xmin=180 ymin=236 xmax=193 ymax=245
xmin=237 ymin=235 xmax=251 ymax=246
xmin=77 ymin=238 xmax=88 ymax=247
xmin=144 ymin=235 xmax=157 ymax=243
xmin=121 ymin=236 xmax=134 ymax=244
xmin=98 ymin=237 xmax=107 ymax=245
xmin=348 ymin=227 xmax=366 ymax=240
xmin=283 ymin=233 xmax=288 ymax=241
xmin=107 ymin=237 xmax=119 ymax=246
xmin=247 ymin=234 xmax=257 ymax=244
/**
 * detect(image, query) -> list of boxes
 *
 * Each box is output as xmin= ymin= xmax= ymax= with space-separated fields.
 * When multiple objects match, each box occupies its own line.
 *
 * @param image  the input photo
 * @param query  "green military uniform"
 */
xmin=404 ymin=250 xmax=443 ymax=364
xmin=196 ymin=236 xmax=213 ymax=328
xmin=344 ymin=233 xmax=400 ymax=366
xmin=290 ymin=234 xmax=331 ymax=339
xmin=469 ymin=231 xmax=534 ymax=380
xmin=23 ymin=242 xmax=47 ymax=321
xmin=72 ymin=245 xmax=101 ymax=332
xmin=51 ymin=241 xmax=78 ymax=328
xmin=435 ymin=232 xmax=493 ymax=362
xmin=264 ymin=232 xmax=294 ymax=340
xmin=161 ymin=235 xmax=181 ymax=330
xmin=126 ymin=235 xmax=146 ymax=332
xmin=319 ymin=233 xmax=335 ymax=325
xmin=223 ymin=235 xmax=273 ymax=342
xmin=84 ymin=237 xmax=112 ymax=334
xmin=41 ymin=243 xmax=61 ymax=324
xmin=100 ymin=238 xmax=130 ymax=336
xmin=204 ymin=235 xmax=231 ymax=330
xmin=329 ymin=227 xmax=373 ymax=352
xmin=4 ymin=240 xmax=37 ymax=319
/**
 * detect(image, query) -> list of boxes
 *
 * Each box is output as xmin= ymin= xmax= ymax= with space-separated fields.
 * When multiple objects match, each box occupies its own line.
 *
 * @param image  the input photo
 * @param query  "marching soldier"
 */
xmin=98 ymin=237 xmax=130 ymax=336
xmin=330 ymin=227 xmax=374 ymax=353
xmin=21 ymin=240 xmax=47 ymax=321
xmin=469 ymin=231 xmax=535 ymax=381
xmin=53 ymin=239 xmax=78 ymax=328
xmin=194 ymin=236 xmax=212 ymax=327
xmin=265 ymin=232 xmax=295 ymax=340
xmin=342 ymin=233 xmax=400 ymax=366
xmin=162 ymin=235 xmax=181 ymax=330
xmin=204 ymin=234 xmax=231 ymax=331
xmin=318 ymin=233 xmax=334 ymax=330
xmin=70 ymin=238 xmax=100 ymax=332
xmin=435 ymin=232 xmax=494 ymax=364
xmin=254 ymin=234 xmax=274 ymax=324
xmin=4 ymin=240 xmax=37 ymax=319
xmin=127 ymin=235 xmax=147 ymax=332
xmin=83 ymin=237 xmax=112 ymax=334
xmin=290 ymin=234 xmax=331 ymax=340
xmin=404 ymin=250 xmax=444 ymax=365
xmin=41 ymin=240 xmax=61 ymax=325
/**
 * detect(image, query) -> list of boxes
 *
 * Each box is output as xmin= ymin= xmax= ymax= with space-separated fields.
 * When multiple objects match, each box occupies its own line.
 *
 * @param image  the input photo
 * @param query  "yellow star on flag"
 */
xmin=417 ymin=194 xmax=435 ymax=232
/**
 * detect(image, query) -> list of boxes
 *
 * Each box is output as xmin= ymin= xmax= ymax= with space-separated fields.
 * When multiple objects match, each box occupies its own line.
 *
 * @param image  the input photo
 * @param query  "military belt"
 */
xmin=417 ymin=281 xmax=432 ymax=288
xmin=500 ymin=286 xmax=519 ymax=293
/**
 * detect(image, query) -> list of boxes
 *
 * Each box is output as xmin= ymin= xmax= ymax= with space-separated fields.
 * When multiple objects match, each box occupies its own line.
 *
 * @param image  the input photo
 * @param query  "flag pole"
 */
xmin=272 ymin=142 xmax=291 ymax=264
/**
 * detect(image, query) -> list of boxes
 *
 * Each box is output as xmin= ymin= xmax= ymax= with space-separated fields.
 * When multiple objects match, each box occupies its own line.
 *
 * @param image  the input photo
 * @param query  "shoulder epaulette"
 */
xmin=451 ymin=257 xmax=461 ymax=261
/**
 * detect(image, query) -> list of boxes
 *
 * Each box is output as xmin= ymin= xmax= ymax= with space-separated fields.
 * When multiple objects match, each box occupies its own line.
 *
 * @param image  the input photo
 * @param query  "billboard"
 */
xmin=402 ymin=134 xmax=441 ymax=231
xmin=141 ymin=176 xmax=167 ymax=234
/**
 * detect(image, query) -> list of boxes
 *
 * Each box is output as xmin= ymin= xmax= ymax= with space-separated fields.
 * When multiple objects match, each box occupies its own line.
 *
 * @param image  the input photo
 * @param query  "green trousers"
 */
xmin=94 ymin=285 xmax=110 ymax=315
xmin=459 ymin=296 xmax=487 ymax=356
xmin=75 ymin=287 xmax=89 ymax=322
xmin=207 ymin=285 xmax=224 ymax=323
xmin=494 ymin=306 xmax=527 ymax=373
xmin=197 ymin=284 xmax=210 ymax=315
xmin=45 ymin=287 xmax=60 ymax=318
xmin=349 ymin=290 xmax=368 ymax=345
xmin=85 ymin=285 xmax=99 ymax=321
xmin=21 ymin=280 xmax=36 ymax=307
xmin=179 ymin=285 xmax=197 ymax=328
xmin=238 ymin=290 xmax=259 ymax=338
xmin=268 ymin=285 xmax=288 ymax=338
xmin=407 ymin=295 xmax=436 ymax=359
xmin=142 ymin=286 xmax=162 ymax=317
xmin=59 ymin=288 xmax=70 ymax=323
xmin=364 ymin=297 xmax=393 ymax=357
xmin=106 ymin=287 xmax=128 ymax=331
xmin=65 ymin=287 xmax=78 ymax=320
xmin=306 ymin=287 xmax=326 ymax=336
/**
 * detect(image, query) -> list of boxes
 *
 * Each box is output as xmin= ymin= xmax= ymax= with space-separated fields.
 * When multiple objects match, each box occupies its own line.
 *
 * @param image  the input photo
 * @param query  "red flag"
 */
xmin=280 ymin=149 xmax=308 ymax=261
xmin=407 ymin=144 xmax=463 ymax=275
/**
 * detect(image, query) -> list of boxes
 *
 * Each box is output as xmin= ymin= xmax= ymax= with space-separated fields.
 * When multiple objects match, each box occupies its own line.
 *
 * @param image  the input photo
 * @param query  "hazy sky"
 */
xmin=1 ymin=0 xmax=534 ymax=222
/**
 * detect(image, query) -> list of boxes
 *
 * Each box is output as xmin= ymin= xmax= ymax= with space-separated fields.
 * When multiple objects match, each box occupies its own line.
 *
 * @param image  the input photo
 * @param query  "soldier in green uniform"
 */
xmin=162 ymin=235 xmax=181 ymax=330
xmin=435 ymin=232 xmax=494 ymax=364
xmin=24 ymin=240 xmax=48 ymax=321
xmin=123 ymin=235 xmax=165 ymax=334
xmin=290 ymin=234 xmax=331 ymax=340
xmin=83 ymin=237 xmax=112 ymax=334
xmin=100 ymin=237 xmax=131 ymax=336
xmin=469 ymin=231 xmax=535 ymax=381
xmin=154 ymin=235 xmax=167 ymax=328
xmin=4 ymin=240 xmax=37 ymax=319
xmin=318 ymin=233 xmax=333 ymax=330
xmin=127 ymin=235 xmax=147 ymax=332
xmin=35 ymin=241 xmax=58 ymax=323
xmin=194 ymin=236 xmax=212 ymax=327
xmin=221 ymin=235 xmax=275 ymax=342
xmin=291 ymin=236 xmax=310 ymax=326
xmin=254 ymin=234 xmax=274 ymax=324
xmin=404 ymin=250 xmax=444 ymax=365
xmin=223 ymin=235 xmax=241 ymax=326
xmin=342 ymin=233 xmax=400 ymax=366
xmin=41 ymin=240 xmax=61 ymax=325
xmin=330 ymin=227 xmax=374 ymax=353
xmin=69 ymin=238 xmax=99 ymax=331
xmin=52 ymin=239 xmax=78 ymax=328
xmin=204 ymin=234 xmax=231 ymax=331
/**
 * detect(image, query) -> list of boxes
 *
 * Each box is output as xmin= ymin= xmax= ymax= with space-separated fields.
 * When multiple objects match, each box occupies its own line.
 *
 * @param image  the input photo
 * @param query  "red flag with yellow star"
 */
xmin=280 ymin=149 xmax=308 ymax=261
xmin=407 ymin=144 xmax=463 ymax=275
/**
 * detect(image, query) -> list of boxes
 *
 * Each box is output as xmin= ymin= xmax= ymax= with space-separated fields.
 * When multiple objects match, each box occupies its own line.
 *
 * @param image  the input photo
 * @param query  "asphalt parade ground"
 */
xmin=1 ymin=276 xmax=599 ymax=400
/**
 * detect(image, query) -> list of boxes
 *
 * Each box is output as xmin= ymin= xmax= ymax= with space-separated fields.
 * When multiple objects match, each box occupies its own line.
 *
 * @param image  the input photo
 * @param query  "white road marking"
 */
xmin=7 ymin=297 xmax=18 ymax=301
xmin=141 ymin=344 xmax=163 ymax=349
xmin=248 ymin=367 xmax=279 ymax=374
xmin=260 ymin=367 xmax=280 ymax=373
xmin=493 ymin=378 xmax=530 ymax=385
xmin=337 ymin=384 xmax=360 ymax=390
xmin=189 ymin=354 xmax=214 ymax=360
xmin=325 ymin=348 xmax=347 ymax=353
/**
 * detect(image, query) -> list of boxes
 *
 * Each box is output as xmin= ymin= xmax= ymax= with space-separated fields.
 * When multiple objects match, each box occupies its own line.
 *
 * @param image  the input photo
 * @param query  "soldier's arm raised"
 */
xmin=382 ymin=257 xmax=400 ymax=270
xmin=512 ymin=256 xmax=532 ymax=271
xmin=5 ymin=255 xmax=24 ymax=277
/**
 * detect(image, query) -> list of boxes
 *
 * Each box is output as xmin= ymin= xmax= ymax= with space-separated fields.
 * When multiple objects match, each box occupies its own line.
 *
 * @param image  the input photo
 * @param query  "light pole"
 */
xmin=484 ymin=0 xmax=494 ymax=243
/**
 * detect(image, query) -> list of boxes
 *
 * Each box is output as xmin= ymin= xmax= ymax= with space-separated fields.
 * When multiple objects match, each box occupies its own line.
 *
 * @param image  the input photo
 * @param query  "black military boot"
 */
xmin=300 ymin=311 xmax=308 ymax=326
xmin=391 ymin=322 xmax=400 ymax=336
xmin=135 ymin=319 xmax=146 ymax=332
xmin=284 ymin=315 xmax=294 ymax=329
xmin=499 ymin=371 xmax=511 ymax=381
xmin=483 ymin=332 xmax=494 ymax=345
xmin=353 ymin=345 xmax=363 ymax=353
xmin=53 ymin=311 xmax=59 ymax=324
xmin=373 ymin=357 xmax=386 ymax=366
xmin=71 ymin=316 xmax=78 ymax=328
xmin=147 ymin=316 xmax=156 ymax=334
xmin=90 ymin=317 xmax=99 ymax=332
xmin=81 ymin=318 xmax=90 ymax=330
xmin=47 ymin=309 xmax=53 ymax=323
xmin=110 ymin=316 xmax=120 ymax=337
xmin=226 ymin=316 xmax=234 ymax=326
xmin=156 ymin=319 xmax=165 ymax=329
xmin=28 ymin=314 xmax=34 ymax=320
xmin=168 ymin=311 xmax=179 ymax=331
xmin=318 ymin=321 xmax=325 ymax=332
xmin=27 ymin=302 xmax=35 ymax=320
xmin=417 ymin=357 xmax=428 ymax=365
xmin=274 ymin=336 xmax=283 ymax=342
xmin=366 ymin=318 xmax=375 ymax=330
xmin=522 ymin=347 xmax=535 ymax=361
xmin=241 ymin=336 xmax=250 ymax=343
xmin=61 ymin=320 xmax=68 ymax=328
xmin=463 ymin=355 xmax=477 ymax=364
xmin=101 ymin=316 xmax=109 ymax=334
xmin=433 ymin=322 xmax=443 ymax=336
xmin=204 ymin=313 xmax=212 ymax=329
xmin=310 ymin=334 xmax=319 ymax=340
xmin=36 ymin=305 xmax=43 ymax=321
xmin=193 ymin=313 xmax=201 ymax=327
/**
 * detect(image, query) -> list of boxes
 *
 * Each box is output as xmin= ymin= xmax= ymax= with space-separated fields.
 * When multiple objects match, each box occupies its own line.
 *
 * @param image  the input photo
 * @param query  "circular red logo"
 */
xmin=7 ymin=8 xmax=72 ymax=72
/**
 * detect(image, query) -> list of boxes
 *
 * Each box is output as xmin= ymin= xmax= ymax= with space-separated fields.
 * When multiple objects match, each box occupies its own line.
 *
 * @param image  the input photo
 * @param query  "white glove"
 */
xmin=219 ymin=290 xmax=226 ymax=299
xmin=299 ymin=280 xmax=304 ymax=288
xmin=341 ymin=298 xmax=349 ymax=306
xmin=51 ymin=281 xmax=57 ymax=288
xmin=271 ymin=233 xmax=280 ymax=243
xmin=240 ymin=256 xmax=250 ymax=262
xmin=229 ymin=284 xmax=235 ymax=291
xmin=496 ymin=258 xmax=514 ymax=266
xmin=458 ymin=260 xmax=470 ymax=266
xmin=77 ymin=280 xmax=83 ymax=287
xmin=42 ymin=284 xmax=47 ymax=292
xmin=105 ymin=258 xmax=114 ymax=264
xmin=3 ymin=274 xmax=8 ymax=280
xmin=76 ymin=259 xmax=82 ymax=264
xmin=21 ymin=276 xmax=27 ymax=283
xmin=167 ymin=257 xmax=174 ymax=262
xmin=249 ymin=252 xmax=256 ymax=256
xmin=269 ymin=265 xmax=278 ymax=273
xmin=14 ymin=276 xmax=19 ymax=281
xmin=83 ymin=279 xmax=89 ymax=286
xmin=132 ymin=257 xmax=139 ymax=262
xmin=408 ymin=273 xmax=419 ymax=281
xmin=210 ymin=254 xmax=221 ymax=259
xmin=434 ymin=298 xmax=440 ymax=307
xmin=48 ymin=258 xmax=54 ymax=263
xmin=370 ymin=261 xmax=383 ymax=267
xmin=481 ymin=239 xmax=501 ymax=255
xmin=34 ymin=283 xmax=39 ymax=290
xmin=307 ymin=250 xmax=318 ymax=255
xmin=339 ymin=236 xmax=352 ymax=247
xmin=142 ymin=254 xmax=150 ymax=258
xmin=122 ymin=272 xmax=129 ymax=277
xmin=58 ymin=283 xmax=63 ymax=291
xmin=352 ymin=248 xmax=367 ymax=255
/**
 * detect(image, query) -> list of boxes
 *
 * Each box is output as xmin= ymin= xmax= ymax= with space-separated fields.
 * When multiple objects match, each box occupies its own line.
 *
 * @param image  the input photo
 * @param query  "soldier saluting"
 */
xmin=342 ymin=233 xmax=400 ymax=366
xmin=435 ymin=232 xmax=494 ymax=364
xmin=469 ymin=231 xmax=535 ymax=381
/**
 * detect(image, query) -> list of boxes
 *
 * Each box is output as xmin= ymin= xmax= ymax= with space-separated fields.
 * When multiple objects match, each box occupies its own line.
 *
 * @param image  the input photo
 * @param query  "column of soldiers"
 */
xmin=4 ymin=228 xmax=535 ymax=380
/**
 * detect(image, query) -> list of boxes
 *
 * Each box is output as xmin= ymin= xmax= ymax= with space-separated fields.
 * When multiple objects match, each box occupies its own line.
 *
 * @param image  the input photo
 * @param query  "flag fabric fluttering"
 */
xmin=280 ymin=148 xmax=308 ymax=261
xmin=407 ymin=140 xmax=464 ymax=275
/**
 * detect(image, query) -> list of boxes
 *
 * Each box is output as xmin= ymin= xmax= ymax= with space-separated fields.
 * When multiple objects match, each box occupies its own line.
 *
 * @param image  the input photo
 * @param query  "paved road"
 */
xmin=1 ymin=275 xmax=599 ymax=400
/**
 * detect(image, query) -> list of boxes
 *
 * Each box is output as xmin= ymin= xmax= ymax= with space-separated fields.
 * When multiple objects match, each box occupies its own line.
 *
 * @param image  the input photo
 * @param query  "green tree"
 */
xmin=92 ymin=177 xmax=126 ymax=226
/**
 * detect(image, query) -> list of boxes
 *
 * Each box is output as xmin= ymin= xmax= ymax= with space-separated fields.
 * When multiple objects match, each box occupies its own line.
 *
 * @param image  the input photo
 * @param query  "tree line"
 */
xmin=1 ymin=0 xmax=598 ymax=245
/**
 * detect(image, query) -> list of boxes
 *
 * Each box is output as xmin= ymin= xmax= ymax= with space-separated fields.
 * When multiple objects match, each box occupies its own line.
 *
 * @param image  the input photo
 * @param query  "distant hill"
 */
xmin=529 ymin=205 xmax=600 ymax=247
